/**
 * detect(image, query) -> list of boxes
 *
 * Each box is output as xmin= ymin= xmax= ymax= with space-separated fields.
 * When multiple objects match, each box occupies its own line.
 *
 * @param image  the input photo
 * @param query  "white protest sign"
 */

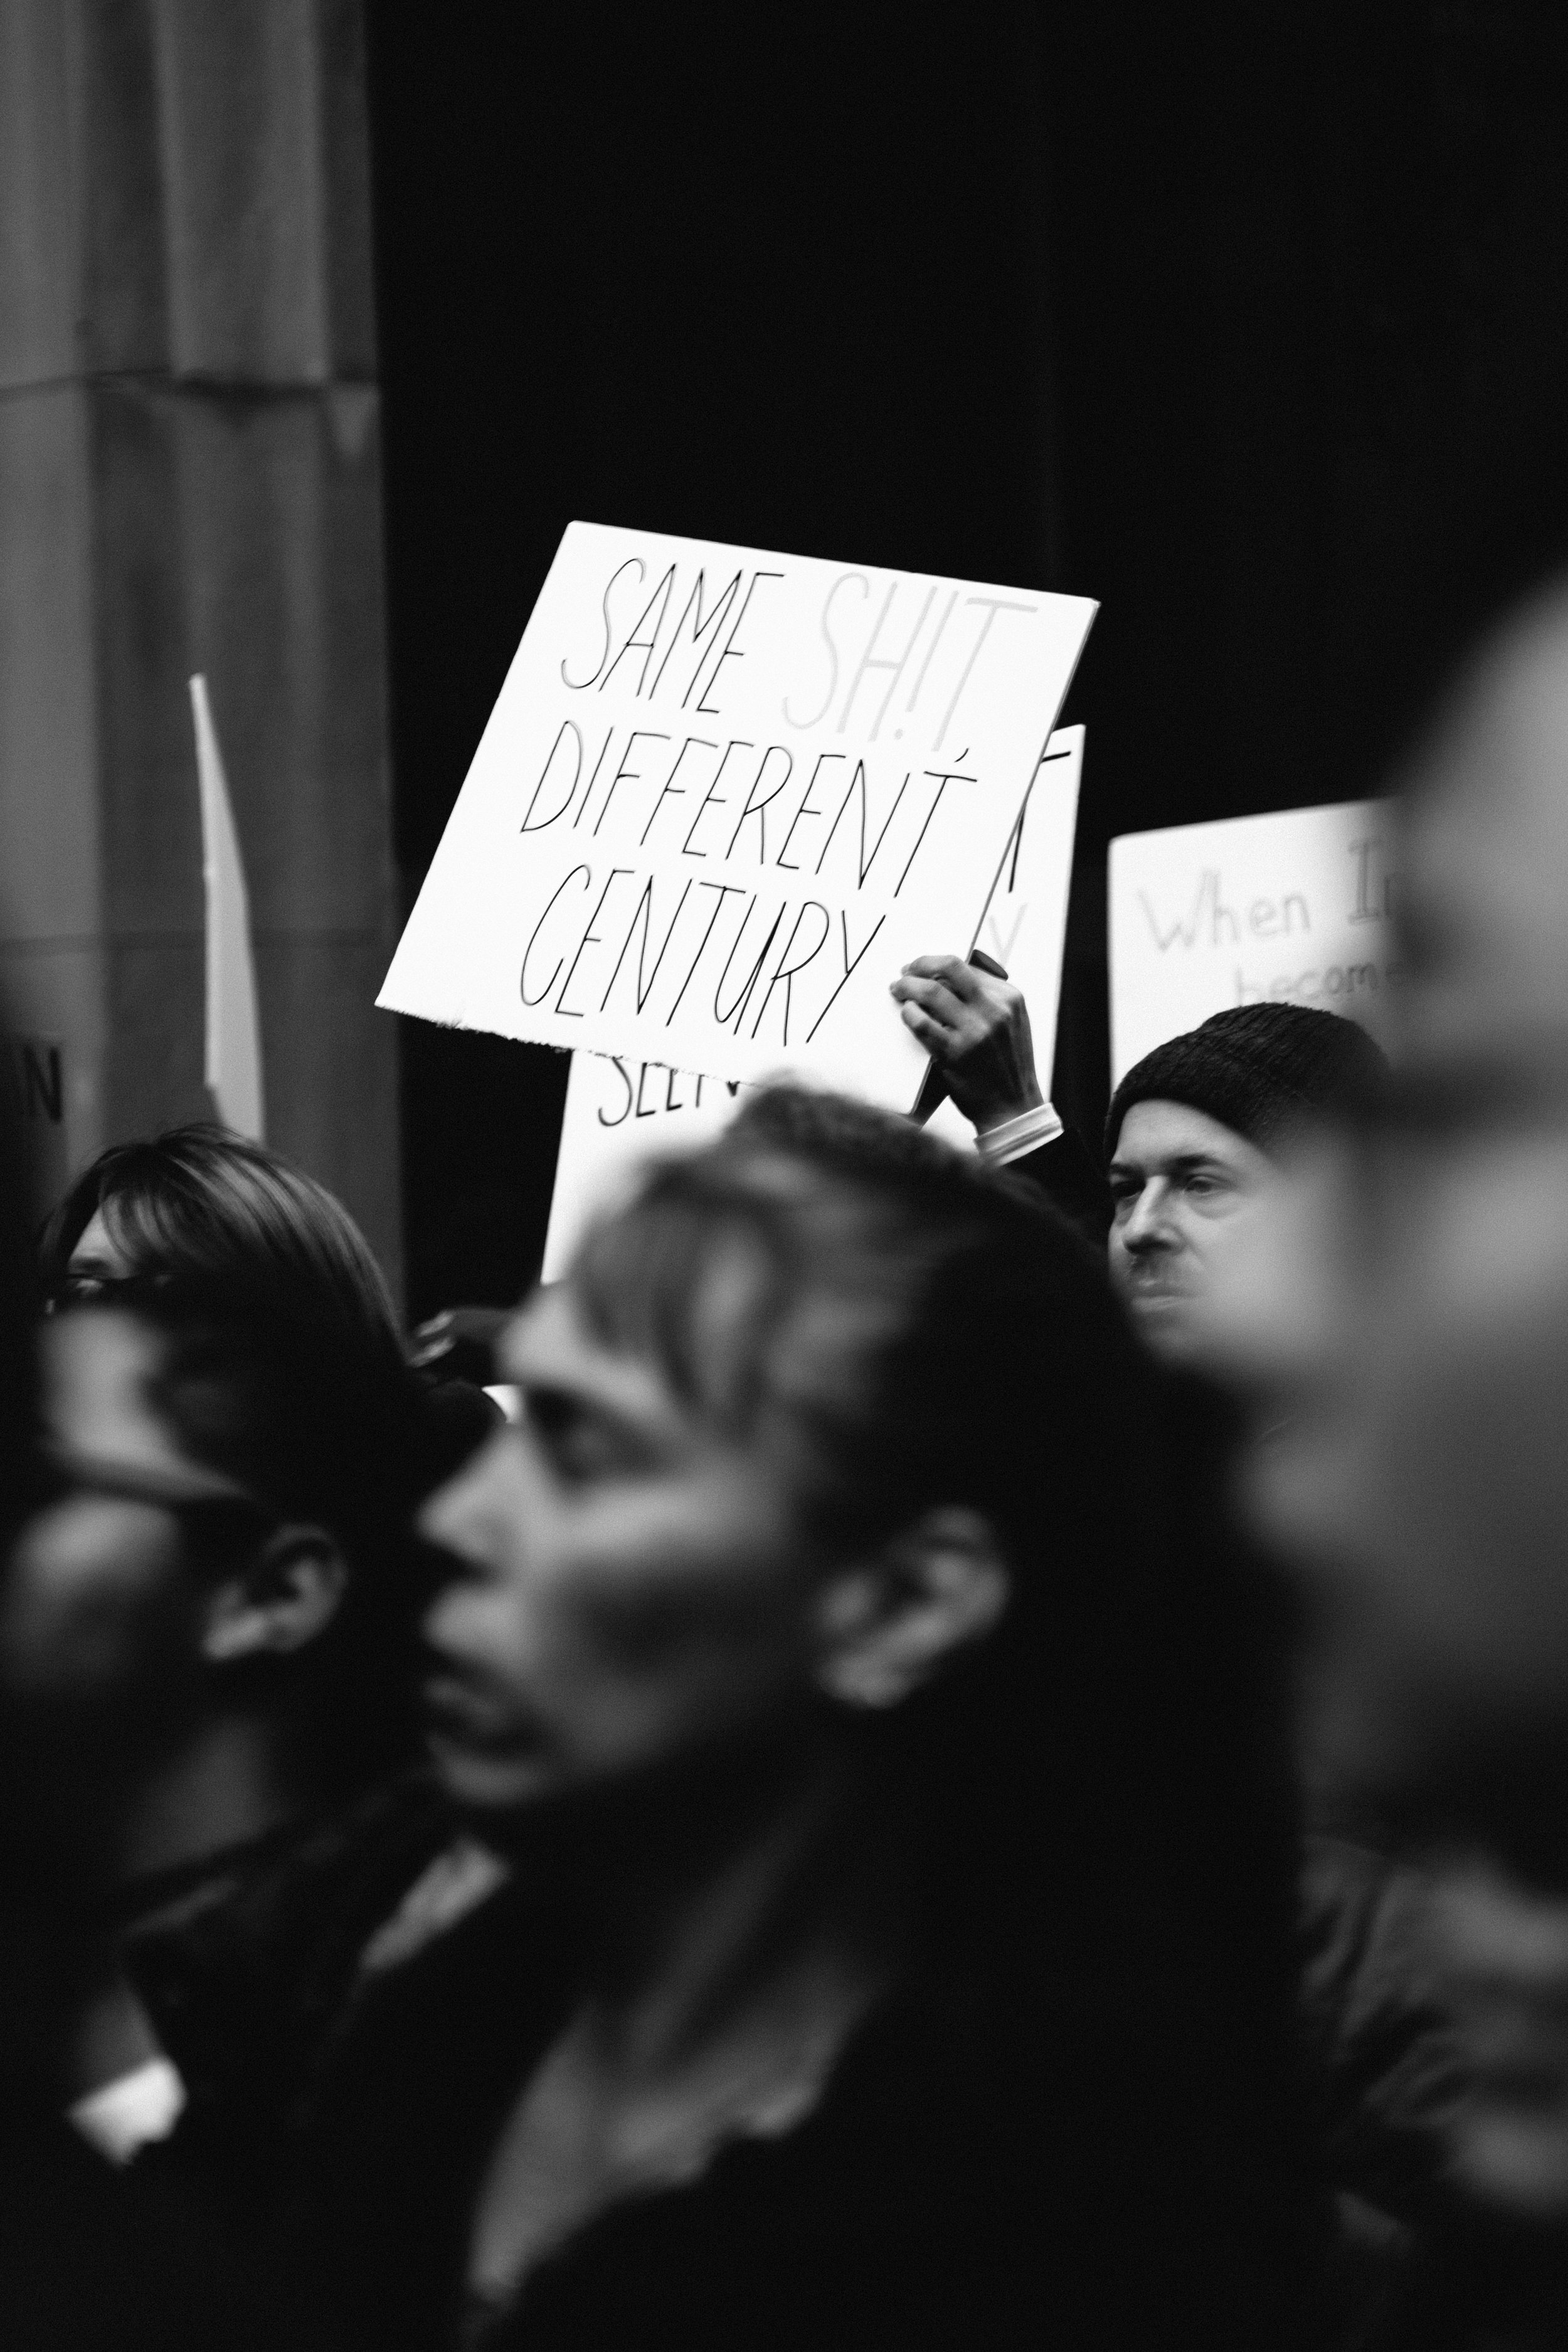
xmin=1108 ymin=800 xmax=1400 ymax=1083
xmin=378 ymin=522 xmax=1096 ymax=1108
xmin=541 ymin=1056 xmax=754 ymax=1280
xmin=540 ymin=727 xmax=1086 ymax=1276
xmin=924 ymin=726 xmax=1084 ymax=1146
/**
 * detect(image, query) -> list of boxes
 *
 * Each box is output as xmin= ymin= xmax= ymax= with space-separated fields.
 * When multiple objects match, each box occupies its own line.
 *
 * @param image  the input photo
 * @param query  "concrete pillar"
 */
xmin=0 ymin=0 xmax=401 ymax=1288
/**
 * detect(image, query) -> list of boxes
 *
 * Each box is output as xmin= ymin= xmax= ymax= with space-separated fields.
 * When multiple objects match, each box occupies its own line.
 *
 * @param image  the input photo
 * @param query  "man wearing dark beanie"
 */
xmin=1105 ymin=1003 xmax=1387 ymax=1370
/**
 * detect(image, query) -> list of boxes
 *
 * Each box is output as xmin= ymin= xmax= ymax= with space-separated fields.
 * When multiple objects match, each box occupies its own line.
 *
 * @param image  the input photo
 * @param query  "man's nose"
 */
xmin=1122 ymin=1186 xmax=1175 ymax=1252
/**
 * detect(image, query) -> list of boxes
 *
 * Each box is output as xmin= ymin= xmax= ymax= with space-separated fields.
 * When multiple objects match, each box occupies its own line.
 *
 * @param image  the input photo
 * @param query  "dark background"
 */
xmin=366 ymin=1 xmax=1568 ymax=1320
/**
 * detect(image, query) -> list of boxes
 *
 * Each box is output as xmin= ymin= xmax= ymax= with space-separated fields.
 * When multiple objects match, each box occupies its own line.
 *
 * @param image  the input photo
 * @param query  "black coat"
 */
xmin=247 ymin=1862 xmax=1318 ymax=2352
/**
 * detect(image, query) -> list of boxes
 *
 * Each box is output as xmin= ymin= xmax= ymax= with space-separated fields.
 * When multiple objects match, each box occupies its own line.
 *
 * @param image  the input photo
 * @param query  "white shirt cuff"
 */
xmin=975 ymin=1102 xmax=1064 ymax=1167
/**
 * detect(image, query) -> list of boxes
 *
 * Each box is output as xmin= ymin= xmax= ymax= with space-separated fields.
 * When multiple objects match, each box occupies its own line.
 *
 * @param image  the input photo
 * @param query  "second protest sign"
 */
xmin=1108 ymin=799 xmax=1401 ymax=1081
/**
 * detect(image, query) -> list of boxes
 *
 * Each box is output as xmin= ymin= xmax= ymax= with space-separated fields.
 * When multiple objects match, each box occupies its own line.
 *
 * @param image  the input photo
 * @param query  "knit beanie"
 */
xmin=1104 ymin=1003 xmax=1388 ymax=1163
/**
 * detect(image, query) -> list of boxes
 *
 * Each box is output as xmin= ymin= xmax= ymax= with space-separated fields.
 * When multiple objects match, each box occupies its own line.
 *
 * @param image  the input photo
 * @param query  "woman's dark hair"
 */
xmin=571 ymin=1088 xmax=1314 ymax=2318
xmin=38 ymin=1125 xmax=405 ymax=1380
xmin=85 ymin=1271 xmax=430 ymax=1776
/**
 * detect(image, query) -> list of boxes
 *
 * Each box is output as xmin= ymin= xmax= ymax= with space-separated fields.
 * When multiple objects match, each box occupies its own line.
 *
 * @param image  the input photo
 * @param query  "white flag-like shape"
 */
xmin=189 ymin=675 xmax=264 ymax=1140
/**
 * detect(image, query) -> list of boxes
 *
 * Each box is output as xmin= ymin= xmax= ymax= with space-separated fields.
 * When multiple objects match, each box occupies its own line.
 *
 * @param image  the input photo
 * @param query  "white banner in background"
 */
xmin=379 ymin=522 xmax=1096 ymax=1109
xmin=1108 ymin=799 xmax=1400 ymax=1083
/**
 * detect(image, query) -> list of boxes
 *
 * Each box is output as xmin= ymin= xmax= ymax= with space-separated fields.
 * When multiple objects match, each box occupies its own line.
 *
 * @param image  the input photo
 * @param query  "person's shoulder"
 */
xmin=1000 ymin=1125 xmax=1112 ymax=1248
xmin=124 ymin=1771 xmax=462 ymax=2140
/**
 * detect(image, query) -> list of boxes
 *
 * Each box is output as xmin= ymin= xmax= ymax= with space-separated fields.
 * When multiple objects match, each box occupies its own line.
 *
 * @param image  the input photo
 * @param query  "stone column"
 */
xmin=0 ymin=0 xmax=401 ymax=1287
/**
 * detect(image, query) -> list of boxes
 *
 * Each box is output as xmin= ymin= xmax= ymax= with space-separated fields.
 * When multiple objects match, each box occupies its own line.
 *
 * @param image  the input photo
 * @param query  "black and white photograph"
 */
xmin=4 ymin=6 xmax=1568 ymax=2346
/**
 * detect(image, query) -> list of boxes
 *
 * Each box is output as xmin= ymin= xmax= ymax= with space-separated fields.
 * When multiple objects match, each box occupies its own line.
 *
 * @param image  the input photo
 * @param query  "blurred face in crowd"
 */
xmin=418 ymin=1278 xmax=836 ymax=1823
xmin=1106 ymin=1099 xmax=1281 ymax=1369
xmin=1202 ymin=586 xmax=1568 ymax=2230
xmin=0 ymin=1310 xmax=267 ymax=1774
xmin=1221 ymin=588 xmax=1568 ymax=1781
xmin=420 ymin=1264 xmax=1007 ymax=1830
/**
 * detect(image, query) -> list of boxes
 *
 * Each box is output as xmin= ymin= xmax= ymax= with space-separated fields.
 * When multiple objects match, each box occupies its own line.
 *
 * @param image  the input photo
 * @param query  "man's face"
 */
xmin=418 ymin=1281 xmax=830 ymax=1826
xmin=1106 ymin=1098 xmax=1281 ymax=1369
xmin=1229 ymin=600 xmax=1568 ymax=1792
xmin=1128 ymin=595 xmax=1568 ymax=2249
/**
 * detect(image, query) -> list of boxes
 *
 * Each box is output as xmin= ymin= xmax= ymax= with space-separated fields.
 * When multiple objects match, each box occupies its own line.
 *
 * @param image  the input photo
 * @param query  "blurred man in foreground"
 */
xmin=899 ymin=955 xmax=1438 ymax=2321
xmin=1216 ymin=573 xmax=1568 ymax=2341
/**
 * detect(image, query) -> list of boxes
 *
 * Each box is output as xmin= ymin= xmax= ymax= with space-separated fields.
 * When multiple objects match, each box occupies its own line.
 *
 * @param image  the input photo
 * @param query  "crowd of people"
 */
xmin=4 ymin=576 xmax=1568 ymax=2348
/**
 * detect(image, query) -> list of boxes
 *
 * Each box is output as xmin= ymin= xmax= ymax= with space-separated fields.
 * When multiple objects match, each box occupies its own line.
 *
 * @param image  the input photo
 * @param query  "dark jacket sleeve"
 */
xmin=1003 ymin=1126 xmax=1111 ymax=1248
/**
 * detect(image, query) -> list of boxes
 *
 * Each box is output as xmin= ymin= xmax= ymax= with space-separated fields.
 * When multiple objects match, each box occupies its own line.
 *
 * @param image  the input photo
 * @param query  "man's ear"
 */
xmin=811 ymin=1507 xmax=1011 ymax=1710
xmin=201 ymin=1527 xmax=349 ymax=1664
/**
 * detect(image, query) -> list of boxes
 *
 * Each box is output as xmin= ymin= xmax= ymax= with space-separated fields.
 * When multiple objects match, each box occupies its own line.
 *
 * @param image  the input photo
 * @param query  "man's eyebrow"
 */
xmin=1110 ymin=1151 xmax=1233 ymax=1181
xmin=1160 ymin=1152 xmax=1236 ymax=1175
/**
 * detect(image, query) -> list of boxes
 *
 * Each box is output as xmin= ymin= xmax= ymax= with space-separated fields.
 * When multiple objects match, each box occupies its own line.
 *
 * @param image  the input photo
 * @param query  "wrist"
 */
xmin=970 ymin=1076 xmax=1046 ymax=1138
xmin=975 ymin=1099 xmax=1063 ymax=1168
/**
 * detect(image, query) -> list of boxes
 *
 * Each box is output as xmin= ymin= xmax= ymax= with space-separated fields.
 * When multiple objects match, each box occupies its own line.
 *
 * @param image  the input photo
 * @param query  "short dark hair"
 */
xmin=125 ymin=1279 xmax=419 ymax=1566
xmin=78 ymin=1273 xmax=430 ymax=1770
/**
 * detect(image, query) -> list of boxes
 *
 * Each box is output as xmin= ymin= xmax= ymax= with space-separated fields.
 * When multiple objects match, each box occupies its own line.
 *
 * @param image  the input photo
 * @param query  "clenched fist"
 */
xmin=890 ymin=955 xmax=1044 ymax=1135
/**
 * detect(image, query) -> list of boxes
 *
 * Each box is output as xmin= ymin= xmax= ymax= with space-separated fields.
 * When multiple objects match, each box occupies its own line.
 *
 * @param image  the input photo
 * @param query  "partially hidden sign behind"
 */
xmin=541 ymin=727 xmax=1087 ymax=1279
xmin=378 ymin=522 xmax=1096 ymax=1108
xmin=924 ymin=725 xmax=1083 ymax=1147
xmin=1108 ymin=800 xmax=1400 ymax=1084
xmin=542 ymin=1054 xmax=750 ymax=1281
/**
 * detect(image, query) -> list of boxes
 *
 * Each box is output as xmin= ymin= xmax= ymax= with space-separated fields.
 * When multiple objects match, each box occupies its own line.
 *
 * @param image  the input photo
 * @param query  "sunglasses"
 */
xmin=43 ymin=1271 xmax=164 ymax=1317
